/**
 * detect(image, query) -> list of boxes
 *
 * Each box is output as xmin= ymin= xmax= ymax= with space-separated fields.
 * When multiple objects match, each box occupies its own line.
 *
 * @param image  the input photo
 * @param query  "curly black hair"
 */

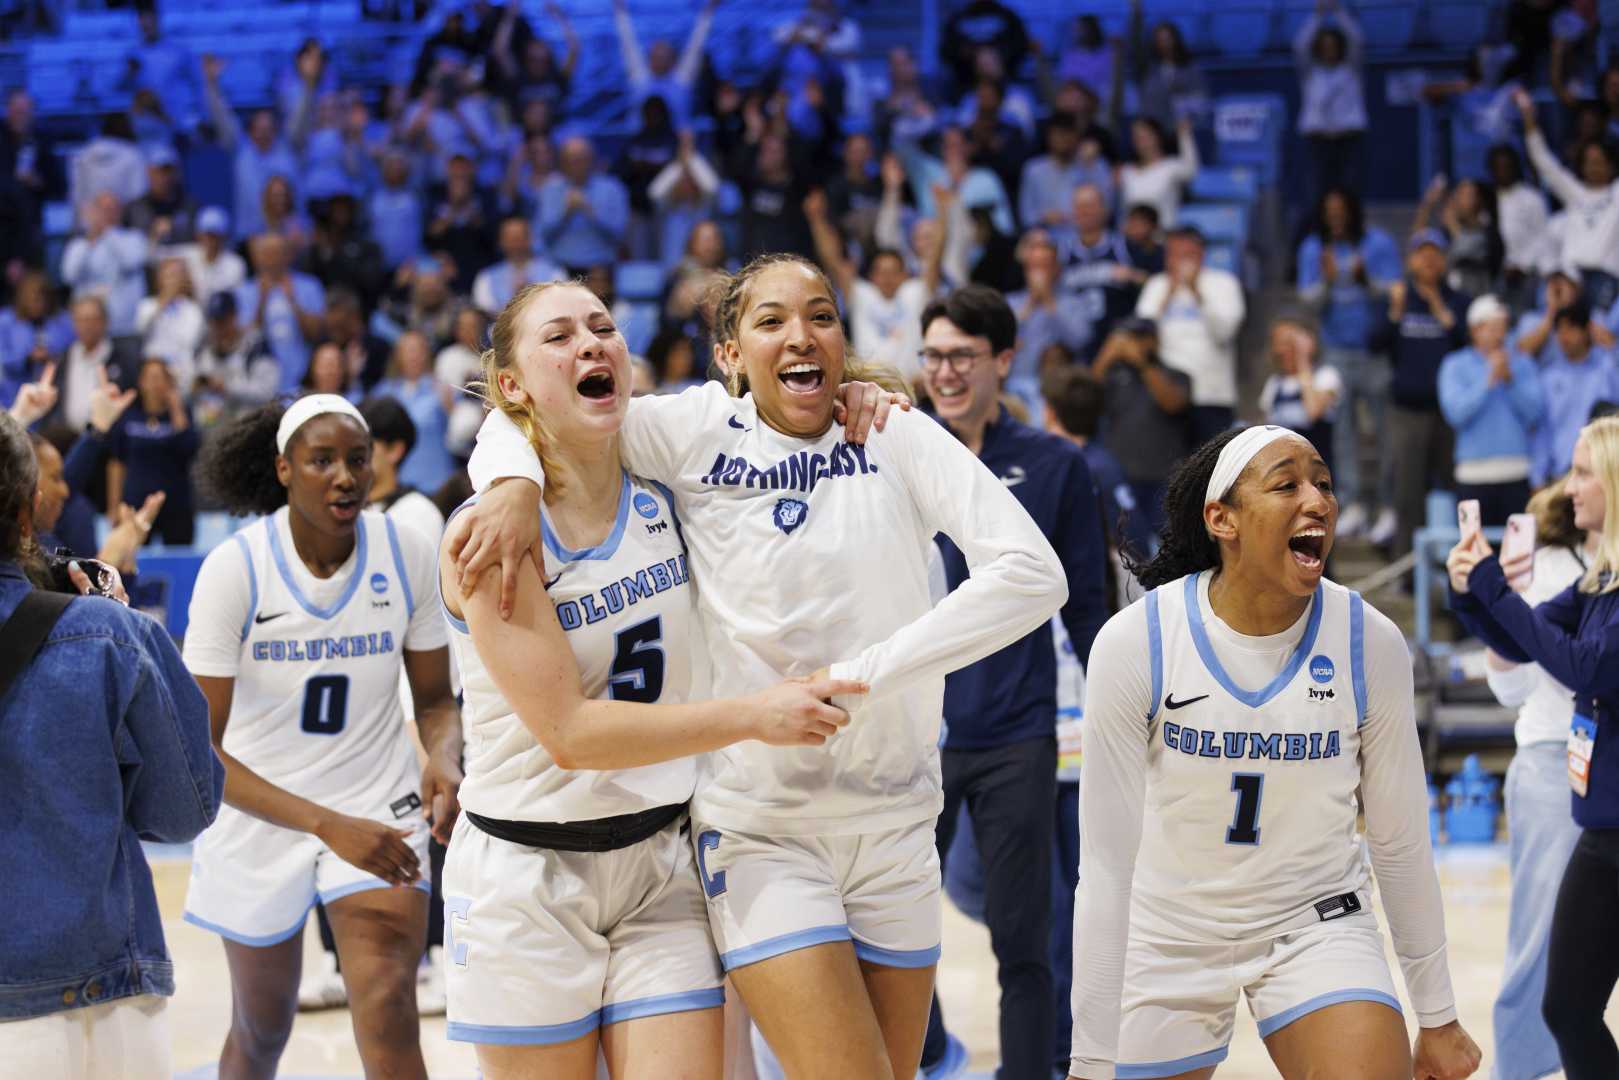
xmin=1125 ymin=428 xmax=1246 ymax=591
xmin=196 ymin=403 xmax=289 ymax=516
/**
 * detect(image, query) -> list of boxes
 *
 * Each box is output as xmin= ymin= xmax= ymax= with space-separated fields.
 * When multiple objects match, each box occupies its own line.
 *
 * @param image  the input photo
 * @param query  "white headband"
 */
xmin=1204 ymin=425 xmax=1300 ymax=506
xmin=276 ymin=394 xmax=368 ymax=455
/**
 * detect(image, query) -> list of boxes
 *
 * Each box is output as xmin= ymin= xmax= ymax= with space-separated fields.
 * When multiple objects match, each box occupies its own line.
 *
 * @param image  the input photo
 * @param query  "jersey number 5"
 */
xmin=1226 ymin=772 xmax=1264 ymax=845
xmin=609 ymin=617 xmax=665 ymax=704
xmin=301 ymin=674 xmax=349 ymax=735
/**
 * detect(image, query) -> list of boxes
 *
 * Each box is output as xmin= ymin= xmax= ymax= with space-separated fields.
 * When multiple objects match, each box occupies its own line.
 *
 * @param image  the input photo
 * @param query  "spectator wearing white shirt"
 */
xmin=1295 ymin=0 xmax=1368 ymax=205
xmin=184 ymin=207 xmax=247 ymax=306
xmin=69 ymin=114 xmax=146 ymax=217
xmin=1135 ymin=224 xmax=1245 ymax=444
xmin=805 ymin=186 xmax=943 ymax=385
xmin=60 ymin=192 xmax=149 ymax=336
xmin=1117 ymin=115 xmax=1198 ymax=229
xmin=471 ymin=217 xmax=561 ymax=318
xmin=58 ymin=297 xmax=124 ymax=433
xmin=435 ymin=304 xmax=488 ymax=459
xmin=612 ymin=0 xmax=716 ymax=129
xmin=1489 ymin=144 xmax=1549 ymax=312
xmin=1518 ymin=87 xmax=1619 ymax=309
xmin=134 ymin=257 xmax=204 ymax=394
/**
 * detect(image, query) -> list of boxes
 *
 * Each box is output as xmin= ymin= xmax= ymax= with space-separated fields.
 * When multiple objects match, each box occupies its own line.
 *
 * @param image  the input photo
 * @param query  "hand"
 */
xmin=1388 ymin=280 xmax=1408 ymax=314
xmin=1486 ymin=349 xmax=1512 ymax=385
xmin=88 ymin=367 xmax=138 ymax=434
xmin=565 ymin=189 xmax=588 ymax=213
xmin=832 ymin=381 xmax=913 ymax=444
xmin=802 ymin=188 xmax=828 ymax=221
xmin=8 ymin=362 xmax=56 ymax=426
xmin=1513 ymin=87 xmax=1536 ymax=127
xmin=317 ymin=813 xmax=421 ymax=886
xmin=150 ymin=216 xmax=173 ymax=244
xmin=1413 ymin=1021 xmax=1482 ymax=1080
xmin=203 ymin=54 xmax=224 ymax=82
xmin=1446 ymin=532 xmax=1492 ymax=593
xmin=67 ymin=560 xmax=128 ymax=605
xmin=297 ymin=45 xmax=323 ymax=85
xmin=1424 ymin=173 xmax=1449 ymax=204
xmin=742 ymin=674 xmax=866 ymax=747
xmin=1594 ymin=320 xmax=1616 ymax=349
xmin=420 ymin=751 xmax=463 ymax=845
xmin=98 ymin=494 xmax=164 ymax=575
xmin=1501 ymin=547 xmax=1535 ymax=594
xmin=447 ymin=477 xmax=545 ymax=619
xmin=1320 ymin=247 xmax=1337 ymax=283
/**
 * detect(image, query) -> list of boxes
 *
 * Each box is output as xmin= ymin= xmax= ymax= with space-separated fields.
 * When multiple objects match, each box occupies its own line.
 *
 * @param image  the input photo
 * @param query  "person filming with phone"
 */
xmin=0 ymin=408 xmax=223 ymax=1079
xmin=1449 ymin=416 xmax=1619 ymax=1080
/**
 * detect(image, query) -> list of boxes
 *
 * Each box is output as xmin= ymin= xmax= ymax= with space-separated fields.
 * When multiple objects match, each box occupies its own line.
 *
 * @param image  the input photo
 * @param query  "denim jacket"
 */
xmin=0 ymin=560 xmax=223 ymax=1020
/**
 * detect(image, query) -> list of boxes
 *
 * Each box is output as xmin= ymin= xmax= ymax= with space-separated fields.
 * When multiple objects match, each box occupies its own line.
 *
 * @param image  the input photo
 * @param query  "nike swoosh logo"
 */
xmin=254 ymin=611 xmax=286 ymax=624
xmin=728 ymin=416 xmax=748 ymax=430
xmin=1001 ymin=466 xmax=1027 ymax=487
xmin=1164 ymin=693 xmax=1209 ymax=710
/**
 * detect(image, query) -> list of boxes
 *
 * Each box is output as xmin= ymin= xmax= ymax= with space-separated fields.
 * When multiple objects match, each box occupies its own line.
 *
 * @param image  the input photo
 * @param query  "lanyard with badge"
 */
xmin=1570 ymin=709 xmax=1598 ymax=797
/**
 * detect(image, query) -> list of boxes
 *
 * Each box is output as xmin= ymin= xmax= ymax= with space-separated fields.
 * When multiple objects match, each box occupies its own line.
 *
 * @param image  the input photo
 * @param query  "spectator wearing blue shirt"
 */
xmin=369 ymin=151 xmax=424 ymax=272
xmin=1439 ymin=295 xmax=1547 ymax=528
xmin=106 ymin=359 xmax=199 ymax=547
xmin=471 ymin=216 xmax=561 ymax=318
xmin=372 ymin=330 xmax=454 ymax=496
xmin=60 ymin=193 xmax=149 ymax=337
xmin=611 ymin=0 xmax=717 ymax=130
xmin=1295 ymin=0 xmax=1368 ymax=204
xmin=914 ymin=285 xmax=1108 ymax=1080
xmin=1057 ymin=184 xmax=1141 ymax=360
xmin=124 ymin=8 xmax=201 ymax=128
xmin=537 ymin=137 xmax=628 ymax=276
xmin=896 ymin=126 xmax=1015 ymax=237
xmin=202 ymin=54 xmax=302 ymax=241
xmin=1515 ymin=268 xmax=1587 ymax=367
xmin=1534 ymin=301 xmax=1619 ymax=486
xmin=1297 ymin=186 xmax=1401 ymax=542
xmin=235 ymin=233 xmax=326 ymax=395
xmin=0 ymin=271 xmax=73 ymax=408
xmin=1018 ymin=113 xmax=1112 ymax=232
xmin=1006 ymin=232 xmax=1092 ymax=410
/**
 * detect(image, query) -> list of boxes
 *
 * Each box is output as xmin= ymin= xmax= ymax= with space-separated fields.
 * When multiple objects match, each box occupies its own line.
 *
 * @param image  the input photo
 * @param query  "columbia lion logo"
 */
xmin=370 ymin=573 xmax=388 ymax=594
xmin=1308 ymin=655 xmax=1335 ymax=684
xmin=773 ymin=498 xmax=808 ymax=535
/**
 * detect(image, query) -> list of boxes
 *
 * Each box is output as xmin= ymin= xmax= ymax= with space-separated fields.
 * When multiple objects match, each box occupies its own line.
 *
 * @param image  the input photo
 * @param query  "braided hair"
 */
xmin=196 ymin=403 xmax=291 ymax=516
xmin=1126 ymin=428 xmax=1246 ymax=591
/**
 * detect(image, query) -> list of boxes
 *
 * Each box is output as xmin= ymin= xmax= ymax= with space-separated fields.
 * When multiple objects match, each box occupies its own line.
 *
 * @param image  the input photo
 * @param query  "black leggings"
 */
xmin=1543 ymin=828 xmax=1619 ymax=1078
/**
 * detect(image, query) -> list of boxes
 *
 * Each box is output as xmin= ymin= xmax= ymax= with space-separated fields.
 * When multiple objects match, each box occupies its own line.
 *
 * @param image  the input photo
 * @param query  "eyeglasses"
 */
xmin=917 ymin=348 xmax=991 ymax=375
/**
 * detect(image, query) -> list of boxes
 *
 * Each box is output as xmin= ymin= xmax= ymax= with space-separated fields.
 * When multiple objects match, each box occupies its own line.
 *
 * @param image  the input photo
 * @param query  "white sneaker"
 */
xmin=1337 ymin=504 xmax=1368 ymax=539
xmin=297 ymin=949 xmax=347 ymax=1012
xmin=417 ymin=945 xmax=447 ymax=1017
xmin=1367 ymin=507 xmax=1398 ymax=546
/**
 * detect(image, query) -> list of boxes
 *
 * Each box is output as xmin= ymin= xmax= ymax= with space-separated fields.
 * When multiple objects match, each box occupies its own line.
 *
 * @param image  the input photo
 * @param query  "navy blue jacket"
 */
xmin=1452 ymin=556 xmax=1619 ymax=829
xmin=0 ymin=560 xmax=222 ymax=1019
xmin=936 ymin=407 xmax=1109 ymax=749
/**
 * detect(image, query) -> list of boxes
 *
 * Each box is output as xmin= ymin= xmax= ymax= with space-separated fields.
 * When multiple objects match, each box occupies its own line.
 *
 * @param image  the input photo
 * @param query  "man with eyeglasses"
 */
xmin=914 ymin=285 xmax=1109 ymax=1080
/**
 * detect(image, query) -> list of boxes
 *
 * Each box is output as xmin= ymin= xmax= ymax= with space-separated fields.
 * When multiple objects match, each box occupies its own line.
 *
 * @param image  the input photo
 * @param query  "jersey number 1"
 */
xmin=301 ymin=674 xmax=349 ymax=735
xmin=1226 ymin=772 xmax=1264 ymax=845
xmin=609 ymin=617 xmax=665 ymax=703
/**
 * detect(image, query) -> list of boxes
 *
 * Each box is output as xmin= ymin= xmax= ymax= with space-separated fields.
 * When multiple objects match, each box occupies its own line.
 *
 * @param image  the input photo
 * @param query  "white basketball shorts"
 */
xmin=690 ymin=817 xmax=941 ymax=971
xmin=442 ymin=814 xmax=724 ymax=1045
xmin=1114 ymin=910 xmax=1401 ymax=1078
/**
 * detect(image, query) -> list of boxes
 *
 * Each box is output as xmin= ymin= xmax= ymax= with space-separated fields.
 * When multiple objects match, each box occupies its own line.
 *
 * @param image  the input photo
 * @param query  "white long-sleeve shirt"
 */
xmin=467 ymin=383 xmax=1067 ymax=834
xmin=1526 ymin=128 xmax=1619 ymax=278
xmin=1496 ymin=182 xmax=1551 ymax=275
xmin=1117 ymin=136 xmax=1199 ymax=228
xmin=60 ymin=228 xmax=150 ymax=335
xmin=1135 ymin=267 xmax=1245 ymax=407
xmin=1071 ymin=574 xmax=1456 ymax=1079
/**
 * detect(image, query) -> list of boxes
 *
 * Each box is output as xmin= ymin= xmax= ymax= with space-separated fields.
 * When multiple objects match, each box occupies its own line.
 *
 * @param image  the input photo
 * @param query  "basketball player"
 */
xmin=182 ymin=396 xmax=462 ymax=1080
xmin=451 ymin=254 xmax=1069 ymax=1079
xmin=1068 ymin=425 xmax=1481 ymax=1080
xmin=436 ymin=280 xmax=869 ymax=1078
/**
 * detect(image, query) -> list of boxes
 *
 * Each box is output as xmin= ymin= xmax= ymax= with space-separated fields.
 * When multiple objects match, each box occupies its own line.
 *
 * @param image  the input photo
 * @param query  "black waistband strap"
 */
xmin=466 ymin=802 xmax=686 ymax=853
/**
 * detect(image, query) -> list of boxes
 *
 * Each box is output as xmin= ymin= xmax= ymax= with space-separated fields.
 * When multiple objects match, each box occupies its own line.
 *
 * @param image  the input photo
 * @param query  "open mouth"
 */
xmin=778 ymin=361 xmax=825 ymax=395
xmin=577 ymin=370 xmax=616 ymax=400
xmin=330 ymin=496 xmax=361 ymax=521
xmin=1288 ymin=528 xmax=1326 ymax=571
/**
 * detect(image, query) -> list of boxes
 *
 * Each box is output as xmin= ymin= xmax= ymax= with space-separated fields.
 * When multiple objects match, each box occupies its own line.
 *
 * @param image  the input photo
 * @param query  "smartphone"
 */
xmin=1457 ymin=499 xmax=1482 ymax=538
xmin=1501 ymin=512 xmax=1537 ymax=589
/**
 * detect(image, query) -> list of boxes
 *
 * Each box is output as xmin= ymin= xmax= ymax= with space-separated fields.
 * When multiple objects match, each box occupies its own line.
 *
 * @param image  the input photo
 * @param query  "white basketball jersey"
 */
xmin=446 ymin=473 xmax=698 ymax=823
xmin=221 ymin=508 xmax=421 ymax=807
xmin=1132 ymin=571 xmax=1371 ymax=943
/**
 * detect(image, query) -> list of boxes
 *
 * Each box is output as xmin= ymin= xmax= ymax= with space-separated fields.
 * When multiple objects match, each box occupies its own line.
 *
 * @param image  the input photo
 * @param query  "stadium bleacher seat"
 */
xmin=615 ymin=261 xmax=666 ymax=303
xmin=618 ymin=301 xmax=659 ymax=356
xmin=1176 ymin=203 xmax=1249 ymax=246
xmin=1188 ymin=166 xmax=1260 ymax=204
xmin=1208 ymin=4 xmax=1275 ymax=57
xmin=1426 ymin=1 xmax=1492 ymax=50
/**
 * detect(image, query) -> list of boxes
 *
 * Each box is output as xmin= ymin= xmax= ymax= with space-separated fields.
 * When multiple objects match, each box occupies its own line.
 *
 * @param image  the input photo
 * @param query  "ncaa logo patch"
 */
xmin=1309 ymin=655 xmax=1335 ymax=684
xmin=370 ymin=573 xmax=389 ymax=594
xmin=772 ymin=498 xmax=808 ymax=535
xmin=633 ymin=492 xmax=659 ymax=519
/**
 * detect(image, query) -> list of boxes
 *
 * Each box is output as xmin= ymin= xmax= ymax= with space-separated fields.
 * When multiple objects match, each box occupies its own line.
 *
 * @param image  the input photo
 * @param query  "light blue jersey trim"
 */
xmin=601 ymin=987 xmax=725 ymax=1026
xmin=1145 ymin=589 xmax=1163 ymax=721
xmin=646 ymin=478 xmax=687 ymax=549
xmin=448 ymin=1013 xmax=601 ymax=1045
xmin=1117 ymin=1044 xmax=1229 ymax=1079
xmin=719 ymin=924 xmax=851 ymax=971
xmin=183 ymin=908 xmax=308 ymax=948
xmin=542 ymin=471 xmax=631 ymax=563
xmin=266 ymin=512 xmax=370 ymax=620
xmin=438 ymin=496 xmax=480 ymax=634
xmin=232 ymin=532 xmax=258 ymax=640
xmin=1184 ymin=573 xmax=1323 ymax=709
xmin=1254 ymin=988 xmax=1401 ymax=1037
xmin=1349 ymin=591 xmax=1368 ymax=727
xmin=319 ymin=877 xmax=432 ymax=906
xmin=852 ymin=940 xmax=942 ymax=968
xmin=383 ymin=515 xmax=415 ymax=619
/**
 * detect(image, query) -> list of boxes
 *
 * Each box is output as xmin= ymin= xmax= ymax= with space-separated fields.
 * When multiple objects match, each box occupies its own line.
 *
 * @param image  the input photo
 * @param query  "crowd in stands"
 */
xmin=1 ymin=0 xmax=1616 ymax=577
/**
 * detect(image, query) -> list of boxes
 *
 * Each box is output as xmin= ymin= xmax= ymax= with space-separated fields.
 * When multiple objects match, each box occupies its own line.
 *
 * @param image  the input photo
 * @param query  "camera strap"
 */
xmin=0 ymin=590 xmax=73 ymax=705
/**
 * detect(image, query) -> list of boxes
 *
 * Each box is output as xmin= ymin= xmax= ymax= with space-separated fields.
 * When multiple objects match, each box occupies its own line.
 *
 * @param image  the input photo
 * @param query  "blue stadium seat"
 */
xmin=615 ymin=261 xmax=665 ymax=302
xmin=1204 ymin=243 xmax=1239 ymax=274
xmin=1427 ymin=1 xmax=1491 ymax=50
xmin=1189 ymin=166 xmax=1260 ymax=204
xmin=1208 ymin=3 xmax=1275 ymax=56
xmin=618 ymin=301 xmax=659 ymax=355
xmin=1357 ymin=1 xmax=1417 ymax=52
xmin=1177 ymin=203 xmax=1249 ymax=246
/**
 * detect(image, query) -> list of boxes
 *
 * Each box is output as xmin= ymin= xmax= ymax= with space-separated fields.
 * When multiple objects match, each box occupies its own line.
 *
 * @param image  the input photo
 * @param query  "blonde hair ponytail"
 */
xmin=1578 ymin=417 xmax=1619 ymax=594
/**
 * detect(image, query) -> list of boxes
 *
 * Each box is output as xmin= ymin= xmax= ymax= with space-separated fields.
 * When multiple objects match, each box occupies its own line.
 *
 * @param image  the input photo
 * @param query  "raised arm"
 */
xmin=676 ymin=0 xmax=717 ymax=86
xmin=803 ymin=188 xmax=854 ymax=298
xmin=202 ymin=55 xmax=241 ymax=150
xmin=612 ymin=0 xmax=652 ymax=86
